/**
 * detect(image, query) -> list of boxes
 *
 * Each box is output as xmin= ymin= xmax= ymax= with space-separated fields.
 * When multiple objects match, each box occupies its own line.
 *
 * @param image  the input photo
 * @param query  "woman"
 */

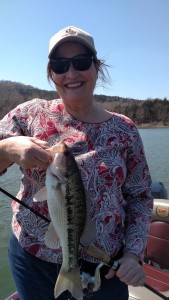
xmin=0 ymin=26 xmax=153 ymax=300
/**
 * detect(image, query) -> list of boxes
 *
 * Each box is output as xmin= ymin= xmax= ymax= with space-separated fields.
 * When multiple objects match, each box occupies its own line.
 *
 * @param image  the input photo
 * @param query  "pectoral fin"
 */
xmin=45 ymin=222 xmax=60 ymax=249
xmin=33 ymin=187 xmax=47 ymax=202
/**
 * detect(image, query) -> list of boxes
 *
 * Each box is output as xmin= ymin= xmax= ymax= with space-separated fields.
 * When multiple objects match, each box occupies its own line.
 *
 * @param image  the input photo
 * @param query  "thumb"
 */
xmin=105 ymin=267 xmax=116 ymax=279
xmin=30 ymin=137 xmax=49 ymax=149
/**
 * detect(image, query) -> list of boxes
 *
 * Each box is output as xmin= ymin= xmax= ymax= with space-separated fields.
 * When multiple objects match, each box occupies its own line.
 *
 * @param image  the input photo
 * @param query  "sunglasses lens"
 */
xmin=50 ymin=56 xmax=93 ymax=74
xmin=50 ymin=60 xmax=70 ymax=74
xmin=73 ymin=57 xmax=93 ymax=71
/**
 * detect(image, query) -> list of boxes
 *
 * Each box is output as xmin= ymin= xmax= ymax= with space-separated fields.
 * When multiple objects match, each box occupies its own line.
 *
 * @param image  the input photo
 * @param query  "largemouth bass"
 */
xmin=34 ymin=141 xmax=88 ymax=300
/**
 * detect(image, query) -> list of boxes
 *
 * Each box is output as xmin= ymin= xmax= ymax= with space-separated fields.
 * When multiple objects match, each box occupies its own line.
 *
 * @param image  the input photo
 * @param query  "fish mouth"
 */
xmin=51 ymin=142 xmax=69 ymax=155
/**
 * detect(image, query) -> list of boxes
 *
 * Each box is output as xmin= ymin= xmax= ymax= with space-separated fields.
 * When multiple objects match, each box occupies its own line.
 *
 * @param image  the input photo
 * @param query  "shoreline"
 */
xmin=137 ymin=123 xmax=169 ymax=129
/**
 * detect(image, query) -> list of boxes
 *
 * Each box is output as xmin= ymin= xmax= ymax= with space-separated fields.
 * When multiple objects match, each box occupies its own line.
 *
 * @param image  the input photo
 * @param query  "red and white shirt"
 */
xmin=0 ymin=98 xmax=153 ymax=263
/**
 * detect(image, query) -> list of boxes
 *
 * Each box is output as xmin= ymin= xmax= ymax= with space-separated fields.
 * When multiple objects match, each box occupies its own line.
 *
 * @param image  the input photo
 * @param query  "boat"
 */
xmin=5 ymin=181 xmax=169 ymax=300
xmin=129 ymin=196 xmax=169 ymax=300
xmin=151 ymin=181 xmax=168 ymax=199
xmin=129 ymin=181 xmax=169 ymax=299
xmin=5 ymin=293 xmax=19 ymax=300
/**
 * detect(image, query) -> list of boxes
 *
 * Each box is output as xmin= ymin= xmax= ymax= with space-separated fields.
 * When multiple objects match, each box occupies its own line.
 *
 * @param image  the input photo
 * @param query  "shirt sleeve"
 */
xmin=0 ymin=109 xmax=27 ymax=139
xmin=0 ymin=101 xmax=35 ymax=175
xmin=122 ymin=127 xmax=153 ymax=260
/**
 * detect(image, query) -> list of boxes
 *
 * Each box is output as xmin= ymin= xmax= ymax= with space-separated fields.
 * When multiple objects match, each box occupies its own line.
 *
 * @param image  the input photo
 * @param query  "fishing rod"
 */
xmin=84 ymin=246 xmax=169 ymax=300
xmin=0 ymin=187 xmax=50 ymax=223
xmin=1 ymin=190 xmax=168 ymax=300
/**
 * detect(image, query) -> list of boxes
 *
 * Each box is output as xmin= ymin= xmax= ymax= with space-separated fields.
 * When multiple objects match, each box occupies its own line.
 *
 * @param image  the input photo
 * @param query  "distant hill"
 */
xmin=0 ymin=80 xmax=59 ymax=118
xmin=0 ymin=80 xmax=169 ymax=126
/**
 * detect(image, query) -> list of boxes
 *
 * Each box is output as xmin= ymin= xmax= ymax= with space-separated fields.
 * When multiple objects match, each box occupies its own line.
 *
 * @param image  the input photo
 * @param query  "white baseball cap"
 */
xmin=48 ymin=26 xmax=97 ymax=58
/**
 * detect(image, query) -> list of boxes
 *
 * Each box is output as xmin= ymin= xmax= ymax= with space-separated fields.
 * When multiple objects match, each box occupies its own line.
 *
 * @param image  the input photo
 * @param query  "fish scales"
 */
xmin=65 ymin=150 xmax=86 ymax=271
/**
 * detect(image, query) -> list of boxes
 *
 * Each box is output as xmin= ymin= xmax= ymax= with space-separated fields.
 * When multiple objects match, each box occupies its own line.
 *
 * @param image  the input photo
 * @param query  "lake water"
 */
xmin=0 ymin=128 xmax=169 ymax=299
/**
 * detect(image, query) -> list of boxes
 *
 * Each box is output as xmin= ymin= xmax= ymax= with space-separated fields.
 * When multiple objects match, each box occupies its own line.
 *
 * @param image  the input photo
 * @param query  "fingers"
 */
xmin=32 ymin=147 xmax=52 ymax=163
xmin=29 ymin=140 xmax=53 ymax=168
xmin=116 ymin=258 xmax=146 ymax=287
xmin=104 ymin=261 xmax=145 ymax=286
xmin=22 ymin=147 xmax=52 ymax=169
xmin=127 ymin=273 xmax=145 ymax=287
xmin=30 ymin=137 xmax=50 ymax=150
xmin=6 ymin=136 xmax=53 ymax=169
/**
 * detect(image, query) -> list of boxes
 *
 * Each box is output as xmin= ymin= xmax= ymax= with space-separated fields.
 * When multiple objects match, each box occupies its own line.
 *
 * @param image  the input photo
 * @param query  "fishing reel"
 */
xmin=81 ymin=262 xmax=104 ymax=297
xmin=80 ymin=258 xmax=120 ymax=297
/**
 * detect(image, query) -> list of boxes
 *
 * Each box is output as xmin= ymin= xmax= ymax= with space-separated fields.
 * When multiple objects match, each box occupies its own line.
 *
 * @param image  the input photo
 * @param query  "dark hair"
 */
xmin=47 ymin=42 xmax=111 ymax=88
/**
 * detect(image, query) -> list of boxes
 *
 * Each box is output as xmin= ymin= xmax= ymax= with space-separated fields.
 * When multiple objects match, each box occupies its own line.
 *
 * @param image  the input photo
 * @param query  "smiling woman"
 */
xmin=47 ymin=41 xmax=99 ymax=119
xmin=46 ymin=30 xmax=111 ymax=123
xmin=0 ymin=25 xmax=153 ymax=300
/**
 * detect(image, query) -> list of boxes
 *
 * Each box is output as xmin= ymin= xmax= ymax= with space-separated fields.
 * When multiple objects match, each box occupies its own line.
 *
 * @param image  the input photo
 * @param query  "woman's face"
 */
xmin=51 ymin=42 xmax=98 ymax=108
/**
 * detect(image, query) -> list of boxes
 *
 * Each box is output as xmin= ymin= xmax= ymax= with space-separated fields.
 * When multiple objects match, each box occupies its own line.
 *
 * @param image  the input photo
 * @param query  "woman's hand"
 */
xmin=105 ymin=253 xmax=146 ymax=287
xmin=1 ymin=136 xmax=52 ymax=169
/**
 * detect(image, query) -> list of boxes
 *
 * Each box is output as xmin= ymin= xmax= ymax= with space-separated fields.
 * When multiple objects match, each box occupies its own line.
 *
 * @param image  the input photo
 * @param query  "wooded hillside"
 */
xmin=0 ymin=80 xmax=169 ymax=126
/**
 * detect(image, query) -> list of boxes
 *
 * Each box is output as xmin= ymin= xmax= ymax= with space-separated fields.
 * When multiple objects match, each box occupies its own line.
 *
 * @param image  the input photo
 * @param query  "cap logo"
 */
xmin=65 ymin=28 xmax=77 ymax=36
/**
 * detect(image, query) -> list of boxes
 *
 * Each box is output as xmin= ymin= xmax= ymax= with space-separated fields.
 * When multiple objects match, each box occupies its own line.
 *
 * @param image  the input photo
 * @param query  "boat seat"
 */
xmin=143 ymin=263 xmax=169 ymax=292
xmin=145 ymin=221 xmax=169 ymax=269
xmin=142 ymin=221 xmax=169 ymax=295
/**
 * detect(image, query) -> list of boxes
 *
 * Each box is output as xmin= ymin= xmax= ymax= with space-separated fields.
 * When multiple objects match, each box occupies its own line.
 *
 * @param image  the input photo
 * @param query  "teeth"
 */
xmin=66 ymin=82 xmax=82 ymax=88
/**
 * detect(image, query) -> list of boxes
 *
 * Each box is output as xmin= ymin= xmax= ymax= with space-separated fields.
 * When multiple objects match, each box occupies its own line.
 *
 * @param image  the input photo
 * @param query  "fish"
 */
xmin=34 ymin=141 xmax=91 ymax=300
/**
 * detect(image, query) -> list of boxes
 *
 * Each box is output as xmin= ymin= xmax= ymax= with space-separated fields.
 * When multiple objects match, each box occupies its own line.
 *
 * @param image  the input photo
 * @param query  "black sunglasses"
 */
xmin=50 ymin=55 xmax=94 ymax=74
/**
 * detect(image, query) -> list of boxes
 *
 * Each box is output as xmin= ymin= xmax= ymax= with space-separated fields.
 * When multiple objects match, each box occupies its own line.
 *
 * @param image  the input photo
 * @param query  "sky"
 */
xmin=0 ymin=0 xmax=169 ymax=100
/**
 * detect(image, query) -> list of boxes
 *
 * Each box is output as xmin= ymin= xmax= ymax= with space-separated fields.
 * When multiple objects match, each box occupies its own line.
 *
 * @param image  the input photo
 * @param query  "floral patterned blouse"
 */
xmin=0 ymin=98 xmax=153 ymax=263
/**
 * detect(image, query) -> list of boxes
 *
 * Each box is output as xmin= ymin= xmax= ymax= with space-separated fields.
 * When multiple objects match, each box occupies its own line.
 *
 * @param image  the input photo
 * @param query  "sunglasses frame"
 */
xmin=50 ymin=55 xmax=94 ymax=74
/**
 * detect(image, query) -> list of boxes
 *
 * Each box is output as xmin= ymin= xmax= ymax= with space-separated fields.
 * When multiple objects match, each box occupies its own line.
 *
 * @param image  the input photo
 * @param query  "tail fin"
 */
xmin=54 ymin=266 xmax=83 ymax=300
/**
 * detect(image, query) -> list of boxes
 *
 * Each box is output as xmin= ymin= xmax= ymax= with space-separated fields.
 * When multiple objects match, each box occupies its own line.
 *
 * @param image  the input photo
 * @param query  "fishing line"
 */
xmin=0 ymin=187 xmax=50 ymax=223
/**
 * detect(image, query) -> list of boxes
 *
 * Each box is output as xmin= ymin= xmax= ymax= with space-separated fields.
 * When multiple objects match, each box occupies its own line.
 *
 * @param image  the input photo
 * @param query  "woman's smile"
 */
xmin=64 ymin=81 xmax=84 ymax=89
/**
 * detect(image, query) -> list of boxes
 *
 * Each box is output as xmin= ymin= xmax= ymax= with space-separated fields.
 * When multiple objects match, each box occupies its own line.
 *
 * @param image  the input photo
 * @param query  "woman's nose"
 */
xmin=66 ymin=62 xmax=79 ymax=77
